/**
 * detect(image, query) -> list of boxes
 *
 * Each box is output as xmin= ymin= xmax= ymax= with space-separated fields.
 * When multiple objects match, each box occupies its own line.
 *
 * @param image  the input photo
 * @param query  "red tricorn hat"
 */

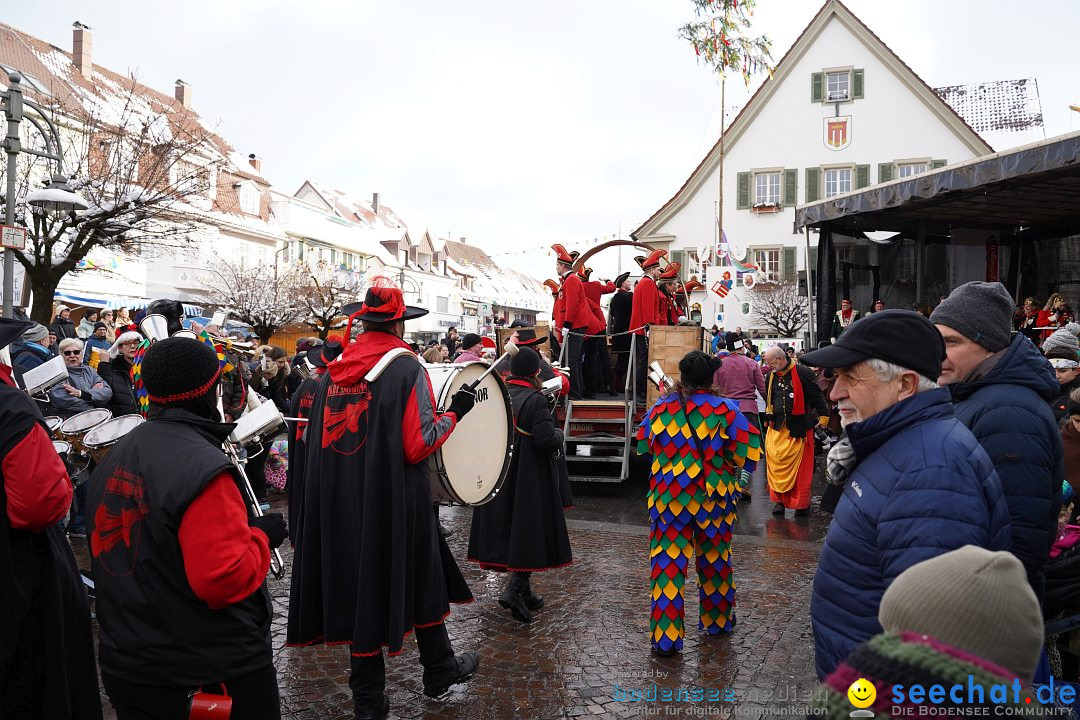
xmin=659 ymin=261 xmax=681 ymax=280
xmin=543 ymin=278 xmax=560 ymax=295
xmin=641 ymin=249 xmax=667 ymax=269
xmin=480 ymin=336 xmax=497 ymax=349
xmin=683 ymin=278 xmax=704 ymax=293
xmin=577 ymin=266 xmax=593 ymax=279
xmin=551 ymin=244 xmax=574 ymax=264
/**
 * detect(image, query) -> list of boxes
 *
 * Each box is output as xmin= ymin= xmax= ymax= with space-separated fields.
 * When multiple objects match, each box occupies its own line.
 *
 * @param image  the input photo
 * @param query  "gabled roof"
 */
xmin=296 ymin=181 xmax=412 ymax=237
xmin=933 ymin=78 xmax=1045 ymax=152
xmin=633 ymin=0 xmax=993 ymax=241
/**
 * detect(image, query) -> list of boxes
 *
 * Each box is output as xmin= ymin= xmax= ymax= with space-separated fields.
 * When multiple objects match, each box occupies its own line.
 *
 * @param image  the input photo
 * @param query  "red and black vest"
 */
xmin=85 ymin=408 xmax=272 ymax=685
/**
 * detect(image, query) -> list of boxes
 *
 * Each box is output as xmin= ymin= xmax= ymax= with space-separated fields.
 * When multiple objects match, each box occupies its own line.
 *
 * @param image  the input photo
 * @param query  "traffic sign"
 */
xmin=1 ymin=226 xmax=26 ymax=250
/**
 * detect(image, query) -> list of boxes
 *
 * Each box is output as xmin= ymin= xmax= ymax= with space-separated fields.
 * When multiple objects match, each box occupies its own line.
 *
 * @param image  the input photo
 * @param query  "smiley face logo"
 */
xmin=847 ymin=678 xmax=876 ymax=709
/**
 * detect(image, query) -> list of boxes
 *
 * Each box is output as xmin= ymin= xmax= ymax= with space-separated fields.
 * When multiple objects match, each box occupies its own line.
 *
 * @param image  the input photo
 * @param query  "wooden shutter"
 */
xmin=811 ymin=72 xmax=824 ymax=103
xmin=783 ymin=168 xmax=798 ymax=207
xmin=783 ymin=247 xmax=797 ymax=280
xmin=671 ymin=250 xmax=684 ymax=270
xmin=736 ymin=172 xmax=751 ymax=210
xmin=856 ymin=164 xmax=870 ymax=189
xmin=931 ymin=159 xmax=948 ymax=169
xmin=852 ymin=69 xmax=864 ymax=99
xmin=878 ymin=163 xmax=895 ymax=183
xmin=805 ymin=168 xmax=821 ymax=203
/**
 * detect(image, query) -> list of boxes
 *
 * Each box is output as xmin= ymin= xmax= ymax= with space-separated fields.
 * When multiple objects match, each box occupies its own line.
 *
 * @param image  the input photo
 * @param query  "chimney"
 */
xmin=174 ymin=79 xmax=192 ymax=109
xmin=372 ymin=192 xmax=380 ymax=214
xmin=460 ymin=236 xmax=467 ymax=244
xmin=247 ymin=153 xmax=262 ymax=172
xmin=72 ymin=23 xmax=92 ymax=79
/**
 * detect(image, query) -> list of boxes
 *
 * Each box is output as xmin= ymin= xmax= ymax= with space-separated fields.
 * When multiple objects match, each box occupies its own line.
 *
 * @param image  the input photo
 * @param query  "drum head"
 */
xmin=52 ymin=440 xmax=71 ymax=456
xmin=44 ymin=416 xmax=62 ymax=434
xmin=427 ymin=362 xmax=513 ymax=506
xmin=84 ymin=415 xmax=145 ymax=450
xmin=60 ymin=408 xmax=113 ymax=436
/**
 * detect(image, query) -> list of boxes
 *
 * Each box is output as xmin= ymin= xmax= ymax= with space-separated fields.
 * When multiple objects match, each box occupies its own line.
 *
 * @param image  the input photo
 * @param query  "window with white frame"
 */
xmin=418 ymin=253 xmax=432 ymax=271
xmin=754 ymin=172 xmax=781 ymax=206
xmin=238 ymin=184 xmax=260 ymax=215
xmin=753 ymin=248 xmax=782 ymax=282
xmin=897 ymin=162 xmax=928 ymax=178
xmin=343 ymin=252 xmax=354 ymax=269
xmin=177 ymin=160 xmax=211 ymax=195
xmin=824 ymin=167 xmax=852 ymax=198
xmin=436 ymin=296 xmax=449 ymax=313
xmin=826 ymin=71 xmax=850 ymax=101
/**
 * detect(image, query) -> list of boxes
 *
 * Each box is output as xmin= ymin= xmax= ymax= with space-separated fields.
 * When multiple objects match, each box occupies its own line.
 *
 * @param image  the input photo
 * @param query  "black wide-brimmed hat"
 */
xmin=0 ymin=317 xmax=32 ymax=351
xmin=341 ymin=281 xmax=428 ymax=323
xmin=309 ymin=337 xmax=343 ymax=368
xmin=614 ymin=271 xmax=631 ymax=288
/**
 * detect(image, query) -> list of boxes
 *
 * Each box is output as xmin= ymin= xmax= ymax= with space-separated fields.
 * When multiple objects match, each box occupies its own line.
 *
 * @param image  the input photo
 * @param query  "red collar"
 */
xmin=329 ymin=330 xmax=413 ymax=386
xmin=507 ymin=378 xmax=535 ymax=389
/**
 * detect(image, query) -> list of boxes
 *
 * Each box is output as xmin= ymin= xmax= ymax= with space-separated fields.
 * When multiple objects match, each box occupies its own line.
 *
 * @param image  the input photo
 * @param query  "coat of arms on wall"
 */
xmin=824 ymin=116 xmax=851 ymax=151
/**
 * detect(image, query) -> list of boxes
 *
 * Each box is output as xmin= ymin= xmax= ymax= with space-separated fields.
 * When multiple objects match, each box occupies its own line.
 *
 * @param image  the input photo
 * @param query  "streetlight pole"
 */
xmin=2 ymin=74 xmax=24 ymax=319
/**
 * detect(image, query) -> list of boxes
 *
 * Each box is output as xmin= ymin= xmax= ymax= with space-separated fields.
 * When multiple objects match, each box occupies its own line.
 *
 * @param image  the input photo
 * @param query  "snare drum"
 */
xmin=424 ymin=362 xmax=513 ymax=506
xmin=52 ymin=440 xmax=71 ymax=457
xmin=44 ymin=416 xmax=63 ymax=439
xmin=60 ymin=409 xmax=113 ymax=455
xmin=84 ymin=415 xmax=145 ymax=464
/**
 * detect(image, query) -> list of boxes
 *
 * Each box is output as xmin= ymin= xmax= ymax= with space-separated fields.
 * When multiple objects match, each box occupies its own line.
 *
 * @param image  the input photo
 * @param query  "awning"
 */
xmin=795 ymin=131 xmax=1080 ymax=241
xmin=53 ymin=290 xmax=203 ymax=317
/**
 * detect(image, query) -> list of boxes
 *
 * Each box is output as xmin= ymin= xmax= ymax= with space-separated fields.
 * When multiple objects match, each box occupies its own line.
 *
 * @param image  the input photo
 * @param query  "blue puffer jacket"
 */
xmin=947 ymin=332 xmax=1064 ymax=603
xmin=811 ymin=388 xmax=1010 ymax=680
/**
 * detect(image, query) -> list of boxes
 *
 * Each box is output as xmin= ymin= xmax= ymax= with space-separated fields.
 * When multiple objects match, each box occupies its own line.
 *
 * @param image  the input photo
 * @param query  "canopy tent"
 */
xmin=53 ymin=290 xmax=203 ymax=317
xmin=794 ymin=131 xmax=1080 ymax=344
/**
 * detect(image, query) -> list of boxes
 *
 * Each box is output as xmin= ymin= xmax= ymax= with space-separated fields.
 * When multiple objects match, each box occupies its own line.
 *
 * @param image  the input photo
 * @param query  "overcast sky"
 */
xmin=7 ymin=1 xmax=1079 ymax=275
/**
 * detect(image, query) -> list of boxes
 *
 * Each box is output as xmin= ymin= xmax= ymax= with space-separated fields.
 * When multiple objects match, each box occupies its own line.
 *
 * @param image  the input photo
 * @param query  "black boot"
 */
xmin=518 ymin=572 xmax=544 ymax=611
xmin=772 ymin=502 xmax=785 ymax=516
xmin=423 ymin=652 xmax=480 ymax=698
xmin=499 ymin=575 xmax=532 ymax=623
xmin=354 ymin=696 xmax=389 ymax=720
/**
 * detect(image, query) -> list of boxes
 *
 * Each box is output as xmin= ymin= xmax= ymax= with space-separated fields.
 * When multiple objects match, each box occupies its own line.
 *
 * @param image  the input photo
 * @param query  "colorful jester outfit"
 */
xmin=636 ymin=392 xmax=761 ymax=653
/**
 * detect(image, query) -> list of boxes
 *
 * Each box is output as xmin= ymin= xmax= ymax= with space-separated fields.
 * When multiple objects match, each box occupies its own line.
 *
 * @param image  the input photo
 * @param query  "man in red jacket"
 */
xmin=581 ymin=267 xmax=617 ymax=396
xmin=552 ymin=244 xmax=592 ymax=399
xmin=544 ymin=279 xmax=562 ymax=359
xmin=0 ymin=317 xmax=102 ymax=719
xmin=630 ymin=249 xmax=667 ymax=406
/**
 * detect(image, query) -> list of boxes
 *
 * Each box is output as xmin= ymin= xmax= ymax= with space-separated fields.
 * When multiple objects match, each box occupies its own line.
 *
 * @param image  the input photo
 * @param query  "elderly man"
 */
xmin=800 ymin=310 xmax=1010 ymax=680
xmin=930 ymin=281 xmax=1063 ymax=604
xmin=762 ymin=345 xmax=828 ymax=517
xmin=48 ymin=337 xmax=113 ymax=418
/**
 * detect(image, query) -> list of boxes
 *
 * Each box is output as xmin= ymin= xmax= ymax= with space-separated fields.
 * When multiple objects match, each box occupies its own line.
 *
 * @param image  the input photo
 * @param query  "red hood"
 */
xmin=329 ymin=330 xmax=413 ymax=386
xmin=0 ymin=363 xmax=14 ymax=387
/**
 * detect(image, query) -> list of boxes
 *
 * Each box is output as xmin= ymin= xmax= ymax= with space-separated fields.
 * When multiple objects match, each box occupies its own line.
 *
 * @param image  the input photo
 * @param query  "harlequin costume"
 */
xmin=286 ymin=280 xmax=479 ymax=719
xmin=763 ymin=358 xmax=829 ymax=513
xmin=635 ymin=389 xmax=761 ymax=655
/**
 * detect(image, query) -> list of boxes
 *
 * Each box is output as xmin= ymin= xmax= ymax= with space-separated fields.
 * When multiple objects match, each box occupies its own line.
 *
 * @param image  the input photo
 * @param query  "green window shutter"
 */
xmin=878 ymin=162 xmax=895 ymax=183
xmin=783 ymin=247 xmax=797 ymax=279
xmin=805 ymin=168 xmax=821 ymax=203
xmin=852 ymin=69 xmax=864 ymax=99
xmin=671 ymin=250 xmax=684 ymax=269
xmin=931 ymin=159 xmax=947 ymax=169
xmin=856 ymin=164 xmax=870 ymax=189
xmin=783 ymin=168 xmax=798 ymax=207
xmin=736 ymin=172 xmax=751 ymax=210
xmin=811 ymin=72 xmax=824 ymax=103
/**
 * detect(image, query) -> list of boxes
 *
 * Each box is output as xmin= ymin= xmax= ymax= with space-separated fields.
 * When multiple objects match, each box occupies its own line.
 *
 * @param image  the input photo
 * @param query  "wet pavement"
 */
xmin=81 ymin=459 xmax=832 ymax=719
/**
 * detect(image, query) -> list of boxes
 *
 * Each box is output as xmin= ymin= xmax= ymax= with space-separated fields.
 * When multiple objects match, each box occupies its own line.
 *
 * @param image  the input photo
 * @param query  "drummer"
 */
xmin=48 ymin=337 xmax=113 ymax=418
xmin=0 ymin=318 xmax=102 ymax=717
xmin=85 ymin=336 xmax=287 ymax=718
xmin=287 ymin=278 xmax=480 ymax=720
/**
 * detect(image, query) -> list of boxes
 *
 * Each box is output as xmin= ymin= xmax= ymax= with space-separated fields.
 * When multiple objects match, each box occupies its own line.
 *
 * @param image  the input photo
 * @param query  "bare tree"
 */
xmin=205 ymin=258 xmax=306 ymax=343
xmin=298 ymin=261 xmax=364 ymax=339
xmin=2 ymin=76 xmax=222 ymax=322
xmin=750 ymin=281 xmax=808 ymax=337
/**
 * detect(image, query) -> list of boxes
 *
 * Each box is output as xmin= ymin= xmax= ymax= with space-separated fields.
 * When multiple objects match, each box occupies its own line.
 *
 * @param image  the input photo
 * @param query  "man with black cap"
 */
xmin=629 ymin=249 xmax=667 ymax=406
xmin=0 ymin=317 xmax=102 ymax=719
xmin=609 ymin=271 xmax=633 ymax=391
xmin=454 ymin=333 xmax=486 ymax=363
xmin=85 ymin=336 xmax=287 ymax=718
xmin=288 ymin=277 xmax=479 ymax=720
xmin=931 ymin=281 xmax=1064 ymax=605
xmin=286 ymin=337 xmax=343 ymax=544
xmin=799 ymin=310 xmax=1010 ymax=680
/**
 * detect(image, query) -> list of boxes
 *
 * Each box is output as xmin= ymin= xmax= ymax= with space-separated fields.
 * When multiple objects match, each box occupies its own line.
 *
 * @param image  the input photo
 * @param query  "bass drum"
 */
xmin=83 ymin=415 xmax=145 ymax=464
xmin=424 ymin=362 xmax=513 ymax=506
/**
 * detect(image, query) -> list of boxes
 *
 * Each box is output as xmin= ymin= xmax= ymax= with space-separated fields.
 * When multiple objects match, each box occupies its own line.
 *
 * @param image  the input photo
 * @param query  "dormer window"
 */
xmin=238 ymin=183 xmax=260 ymax=215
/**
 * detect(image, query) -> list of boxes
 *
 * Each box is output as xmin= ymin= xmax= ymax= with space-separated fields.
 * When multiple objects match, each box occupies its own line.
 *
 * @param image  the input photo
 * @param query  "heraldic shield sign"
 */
xmin=824 ymin=116 xmax=851 ymax=151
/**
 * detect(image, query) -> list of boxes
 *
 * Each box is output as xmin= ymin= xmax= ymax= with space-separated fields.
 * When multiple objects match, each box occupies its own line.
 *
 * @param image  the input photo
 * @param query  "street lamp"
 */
xmin=3 ymin=72 xmax=87 ymax=318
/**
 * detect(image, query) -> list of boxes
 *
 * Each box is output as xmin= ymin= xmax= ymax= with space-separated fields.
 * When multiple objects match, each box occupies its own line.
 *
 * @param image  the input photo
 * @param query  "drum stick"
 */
xmin=466 ymin=340 xmax=518 ymax=392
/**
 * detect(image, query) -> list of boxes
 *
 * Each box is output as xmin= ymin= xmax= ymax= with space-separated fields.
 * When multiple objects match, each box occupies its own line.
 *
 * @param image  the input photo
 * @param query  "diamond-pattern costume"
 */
xmin=636 ymin=392 xmax=761 ymax=653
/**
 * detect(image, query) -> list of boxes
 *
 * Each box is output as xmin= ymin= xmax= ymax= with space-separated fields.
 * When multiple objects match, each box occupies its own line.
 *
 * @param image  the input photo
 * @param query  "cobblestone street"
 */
xmin=84 ymin=463 xmax=828 ymax=720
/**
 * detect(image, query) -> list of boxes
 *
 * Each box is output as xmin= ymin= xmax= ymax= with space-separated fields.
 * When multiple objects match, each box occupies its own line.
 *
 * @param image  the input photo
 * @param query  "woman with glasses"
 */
xmin=47 ymin=337 xmax=113 ymax=418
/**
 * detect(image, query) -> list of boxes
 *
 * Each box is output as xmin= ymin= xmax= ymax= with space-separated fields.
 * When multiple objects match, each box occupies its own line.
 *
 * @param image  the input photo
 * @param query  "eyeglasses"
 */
xmin=62 ymin=350 xmax=81 ymax=356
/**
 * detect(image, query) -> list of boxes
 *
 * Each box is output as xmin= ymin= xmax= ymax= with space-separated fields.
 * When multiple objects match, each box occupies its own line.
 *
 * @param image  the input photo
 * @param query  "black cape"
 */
xmin=0 ymin=380 xmax=102 ymax=719
xmin=286 ymin=351 xmax=472 ymax=656
xmin=286 ymin=373 xmax=321 ymax=544
xmin=609 ymin=290 xmax=633 ymax=352
xmin=467 ymin=381 xmax=573 ymax=572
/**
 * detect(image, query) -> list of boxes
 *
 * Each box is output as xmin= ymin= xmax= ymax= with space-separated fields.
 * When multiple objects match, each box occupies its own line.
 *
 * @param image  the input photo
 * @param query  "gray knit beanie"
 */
xmin=929 ymin=281 xmax=1014 ymax=351
xmin=878 ymin=545 xmax=1043 ymax=683
xmin=1042 ymin=323 xmax=1080 ymax=356
xmin=22 ymin=322 xmax=49 ymax=344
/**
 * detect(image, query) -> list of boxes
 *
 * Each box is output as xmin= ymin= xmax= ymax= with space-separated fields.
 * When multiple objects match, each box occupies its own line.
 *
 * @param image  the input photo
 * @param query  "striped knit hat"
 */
xmin=812 ymin=632 xmax=1038 ymax=720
